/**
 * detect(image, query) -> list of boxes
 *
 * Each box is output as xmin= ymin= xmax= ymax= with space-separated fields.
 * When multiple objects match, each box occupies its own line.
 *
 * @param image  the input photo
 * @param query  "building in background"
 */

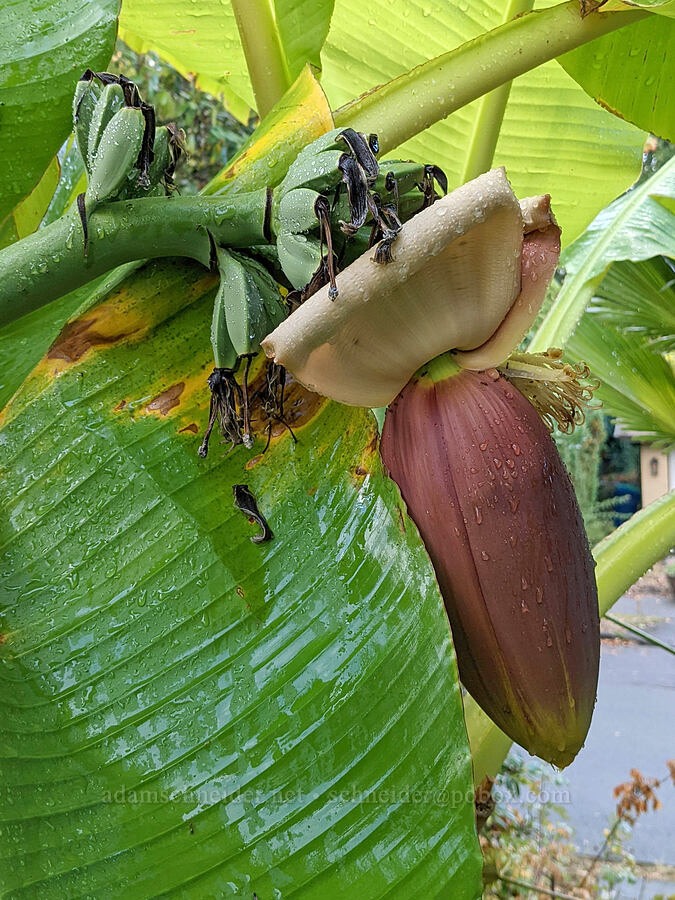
xmin=639 ymin=445 xmax=675 ymax=505
xmin=614 ymin=424 xmax=675 ymax=507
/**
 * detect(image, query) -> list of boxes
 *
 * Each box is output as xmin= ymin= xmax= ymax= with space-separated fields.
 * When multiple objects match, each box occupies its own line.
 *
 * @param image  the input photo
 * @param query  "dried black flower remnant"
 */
xmin=233 ymin=484 xmax=273 ymax=543
xmin=198 ymin=368 xmax=243 ymax=457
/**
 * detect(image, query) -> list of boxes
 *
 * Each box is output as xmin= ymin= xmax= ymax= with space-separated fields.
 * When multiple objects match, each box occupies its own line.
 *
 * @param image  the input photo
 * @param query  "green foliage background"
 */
xmin=111 ymin=44 xmax=254 ymax=193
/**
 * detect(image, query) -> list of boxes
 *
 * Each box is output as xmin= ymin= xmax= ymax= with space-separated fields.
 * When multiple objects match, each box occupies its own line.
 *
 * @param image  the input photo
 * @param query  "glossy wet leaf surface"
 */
xmin=560 ymin=13 xmax=675 ymax=140
xmin=0 ymin=0 xmax=120 ymax=226
xmin=0 ymin=259 xmax=482 ymax=897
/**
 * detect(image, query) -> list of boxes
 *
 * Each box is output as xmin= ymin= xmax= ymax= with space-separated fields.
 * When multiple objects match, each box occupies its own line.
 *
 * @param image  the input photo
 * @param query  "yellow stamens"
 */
xmin=499 ymin=350 xmax=600 ymax=433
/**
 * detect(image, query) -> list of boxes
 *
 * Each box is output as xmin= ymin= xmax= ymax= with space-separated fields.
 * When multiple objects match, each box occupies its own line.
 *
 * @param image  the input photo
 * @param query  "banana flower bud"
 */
xmin=380 ymin=359 xmax=599 ymax=767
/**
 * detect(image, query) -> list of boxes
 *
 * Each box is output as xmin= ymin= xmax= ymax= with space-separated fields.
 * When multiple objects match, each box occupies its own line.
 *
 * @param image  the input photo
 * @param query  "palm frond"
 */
xmin=569 ymin=314 xmax=675 ymax=447
xmin=590 ymin=256 xmax=675 ymax=353
xmin=531 ymin=152 xmax=675 ymax=350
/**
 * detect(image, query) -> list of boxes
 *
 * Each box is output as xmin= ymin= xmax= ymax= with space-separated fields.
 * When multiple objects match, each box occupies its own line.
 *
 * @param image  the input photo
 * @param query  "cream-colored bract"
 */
xmin=262 ymin=168 xmax=559 ymax=407
xmin=455 ymin=194 xmax=560 ymax=371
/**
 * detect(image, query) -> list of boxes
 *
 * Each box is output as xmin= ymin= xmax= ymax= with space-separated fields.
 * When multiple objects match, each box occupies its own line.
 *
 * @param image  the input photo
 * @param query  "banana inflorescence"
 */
xmin=270 ymin=129 xmax=447 ymax=304
xmin=70 ymin=73 xmax=447 ymax=456
xmin=199 ymin=128 xmax=448 ymax=456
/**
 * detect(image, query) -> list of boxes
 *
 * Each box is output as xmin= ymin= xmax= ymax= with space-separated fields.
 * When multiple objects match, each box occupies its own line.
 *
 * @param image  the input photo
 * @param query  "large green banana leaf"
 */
xmin=0 ymin=256 xmax=482 ymax=897
xmin=564 ymin=226 xmax=675 ymax=446
xmin=559 ymin=15 xmax=675 ymax=140
xmin=590 ymin=255 xmax=675 ymax=352
xmin=569 ymin=312 xmax=675 ymax=444
xmin=119 ymin=0 xmax=647 ymax=243
xmin=531 ymin=152 xmax=675 ymax=349
xmin=532 ymin=152 xmax=675 ymax=441
xmin=0 ymin=63 xmax=482 ymax=894
xmin=0 ymin=0 xmax=120 ymax=228
xmin=120 ymin=0 xmax=333 ymax=121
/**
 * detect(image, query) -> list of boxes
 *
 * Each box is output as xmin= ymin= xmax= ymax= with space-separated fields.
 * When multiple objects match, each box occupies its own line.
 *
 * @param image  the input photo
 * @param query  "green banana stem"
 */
xmin=465 ymin=491 xmax=675 ymax=784
xmin=333 ymin=1 xmax=647 ymax=154
xmin=459 ymin=0 xmax=535 ymax=183
xmin=0 ymin=190 xmax=270 ymax=328
xmin=231 ymin=0 xmax=291 ymax=119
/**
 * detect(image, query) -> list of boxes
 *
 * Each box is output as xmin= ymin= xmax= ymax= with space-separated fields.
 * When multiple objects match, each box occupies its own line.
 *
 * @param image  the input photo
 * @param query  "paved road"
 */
xmin=564 ymin=640 xmax=675 ymax=863
xmin=526 ymin=589 xmax=675 ymax=896
xmin=613 ymin=878 xmax=675 ymax=899
xmin=609 ymin=589 xmax=675 ymax=648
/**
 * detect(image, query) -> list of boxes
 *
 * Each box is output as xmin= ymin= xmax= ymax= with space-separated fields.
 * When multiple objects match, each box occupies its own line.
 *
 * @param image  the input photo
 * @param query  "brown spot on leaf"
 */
xmin=246 ymin=454 xmax=263 ymax=470
xmin=351 ymin=424 xmax=379 ymax=485
xmin=146 ymin=383 xmax=185 ymax=416
xmin=595 ymin=96 xmax=626 ymax=121
xmin=0 ymin=632 xmax=6 ymax=645
xmin=48 ymin=318 xmax=138 ymax=363
xmin=178 ymin=423 xmax=199 ymax=434
xmin=249 ymin=371 xmax=324 ymax=442
xmin=235 ymin=586 xmax=245 ymax=598
xmin=114 ymin=400 xmax=127 ymax=412
xmin=579 ymin=0 xmax=608 ymax=17
xmin=279 ymin=375 xmax=324 ymax=428
xmin=396 ymin=507 xmax=406 ymax=535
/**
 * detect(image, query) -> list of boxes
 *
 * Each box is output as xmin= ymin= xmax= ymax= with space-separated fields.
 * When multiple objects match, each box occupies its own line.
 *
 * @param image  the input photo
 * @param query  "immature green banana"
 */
xmin=116 ymin=125 xmax=174 ymax=200
xmin=277 ymin=129 xmax=345 ymax=193
xmin=276 ymin=232 xmax=323 ymax=290
xmin=87 ymin=83 xmax=126 ymax=172
xmin=396 ymin=189 xmax=428 ymax=222
xmin=210 ymin=276 xmax=239 ymax=371
xmin=374 ymin=160 xmax=426 ymax=198
xmin=244 ymin=257 xmax=286 ymax=334
xmin=214 ymin=249 xmax=284 ymax=359
xmin=206 ymin=250 xmax=286 ymax=452
xmin=215 ymin=248 xmax=256 ymax=358
xmin=281 ymin=150 xmax=347 ymax=196
xmin=147 ymin=126 xmax=172 ymax=188
xmin=275 ymin=187 xmax=321 ymax=234
xmin=276 ymin=128 xmax=377 ymax=200
xmin=270 ymin=128 xmax=381 ymax=291
xmin=85 ymin=107 xmax=145 ymax=209
xmin=72 ymin=77 xmax=103 ymax=172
